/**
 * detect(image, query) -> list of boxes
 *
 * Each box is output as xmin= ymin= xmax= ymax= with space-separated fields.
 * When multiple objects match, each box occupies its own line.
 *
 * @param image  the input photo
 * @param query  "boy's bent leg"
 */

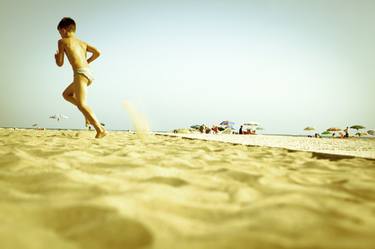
xmin=74 ymin=75 xmax=107 ymax=138
xmin=62 ymin=82 xmax=78 ymax=106
xmin=63 ymin=82 xmax=90 ymax=127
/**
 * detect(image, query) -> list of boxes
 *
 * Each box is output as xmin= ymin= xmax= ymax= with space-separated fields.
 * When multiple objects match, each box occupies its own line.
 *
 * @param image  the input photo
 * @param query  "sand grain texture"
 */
xmin=1 ymin=128 xmax=375 ymax=249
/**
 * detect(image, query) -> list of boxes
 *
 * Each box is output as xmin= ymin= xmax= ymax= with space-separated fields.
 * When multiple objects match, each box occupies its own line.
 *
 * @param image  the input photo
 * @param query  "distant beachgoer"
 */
xmin=339 ymin=132 xmax=344 ymax=139
xmin=212 ymin=126 xmax=219 ymax=134
xmin=332 ymin=132 xmax=336 ymax=137
xmin=344 ymin=127 xmax=349 ymax=138
xmin=239 ymin=125 xmax=243 ymax=134
xmin=55 ymin=17 xmax=107 ymax=138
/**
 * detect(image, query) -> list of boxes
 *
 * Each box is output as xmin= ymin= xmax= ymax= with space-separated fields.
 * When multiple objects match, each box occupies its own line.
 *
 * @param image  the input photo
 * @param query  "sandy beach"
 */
xmin=1 ymin=128 xmax=375 ymax=249
xmin=158 ymin=133 xmax=375 ymax=159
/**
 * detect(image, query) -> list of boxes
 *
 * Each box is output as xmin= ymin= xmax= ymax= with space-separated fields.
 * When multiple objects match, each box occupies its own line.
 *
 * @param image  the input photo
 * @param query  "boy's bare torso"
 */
xmin=59 ymin=37 xmax=89 ymax=70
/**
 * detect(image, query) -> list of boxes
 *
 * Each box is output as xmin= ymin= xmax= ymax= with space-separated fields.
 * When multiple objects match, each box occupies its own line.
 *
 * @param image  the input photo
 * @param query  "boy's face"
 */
xmin=58 ymin=28 xmax=74 ymax=38
xmin=58 ymin=28 xmax=67 ymax=38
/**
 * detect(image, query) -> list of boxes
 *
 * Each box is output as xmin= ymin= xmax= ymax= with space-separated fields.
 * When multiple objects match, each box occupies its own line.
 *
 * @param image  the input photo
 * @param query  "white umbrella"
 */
xmin=243 ymin=122 xmax=259 ymax=126
xmin=49 ymin=114 xmax=69 ymax=122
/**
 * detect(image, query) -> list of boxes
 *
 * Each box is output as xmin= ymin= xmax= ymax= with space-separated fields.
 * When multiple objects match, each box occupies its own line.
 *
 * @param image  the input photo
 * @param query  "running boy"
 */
xmin=55 ymin=17 xmax=107 ymax=138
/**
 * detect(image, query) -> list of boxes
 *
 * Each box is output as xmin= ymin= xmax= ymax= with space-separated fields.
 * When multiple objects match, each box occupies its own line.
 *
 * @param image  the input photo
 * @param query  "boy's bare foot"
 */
xmin=95 ymin=129 xmax=108 ymax=139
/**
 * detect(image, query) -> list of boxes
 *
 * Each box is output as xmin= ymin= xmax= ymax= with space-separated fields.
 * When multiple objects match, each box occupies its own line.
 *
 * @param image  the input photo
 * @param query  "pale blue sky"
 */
xmin=0 ymin=0 xmax=374 ymax=133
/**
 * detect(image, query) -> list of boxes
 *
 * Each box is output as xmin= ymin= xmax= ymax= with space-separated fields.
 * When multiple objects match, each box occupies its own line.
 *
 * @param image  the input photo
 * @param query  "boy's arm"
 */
xmin=86 ymin=43 xmax=101 ymax=64
xmin=54 ymin=39 xmax=64 ymax=67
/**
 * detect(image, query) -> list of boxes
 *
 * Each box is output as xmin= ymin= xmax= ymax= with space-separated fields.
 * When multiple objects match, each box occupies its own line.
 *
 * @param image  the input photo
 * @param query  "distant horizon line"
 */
xmin=1 ymin=126 xmax=374 ymax=138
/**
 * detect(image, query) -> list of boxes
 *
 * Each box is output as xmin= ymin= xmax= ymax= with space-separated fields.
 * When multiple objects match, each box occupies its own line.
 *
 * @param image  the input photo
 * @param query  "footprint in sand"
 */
xmin=42 ymin=205 xmax=153 ymax=249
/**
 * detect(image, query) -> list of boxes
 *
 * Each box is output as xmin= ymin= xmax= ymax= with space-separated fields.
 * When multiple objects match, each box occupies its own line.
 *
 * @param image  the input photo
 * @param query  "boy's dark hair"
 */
xmin=57 ymin=17 xmax=76 ymax=32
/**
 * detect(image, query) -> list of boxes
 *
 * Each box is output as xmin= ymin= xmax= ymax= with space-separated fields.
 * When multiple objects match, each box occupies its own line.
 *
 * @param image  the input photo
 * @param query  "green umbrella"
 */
xmin=256 ymin=127 xmax=264 ymax=131
xmin=321 ymin=131 xmax=331 ymax=135
xmin=350 ymin=125 xmax=365 ymax=130
xmin=368 ymin=130 xmax=375 ymax=136
xmin=304 ymin=127 xmax=315 ymax=131
xmin=350 ymin=125 xmax=365 ymax=136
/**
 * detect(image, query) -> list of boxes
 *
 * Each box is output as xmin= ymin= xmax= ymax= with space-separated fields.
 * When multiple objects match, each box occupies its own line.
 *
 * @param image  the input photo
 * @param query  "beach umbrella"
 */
xmin=220 ymin=120 xmax=235 ymax=126
xmin=190 ymin=125 xmax=201 ymax=130
xmin=32 ymin=123 xmax=38 ymax=127
xmin=304 ymin=127 xmax=315 ymax=136
xmin=368 ymin=130 xmax=375 ymax=136
xmin=243 ymin=122 xmax=259 ymax=126
xmin=350 ymin=125 xmax=365 ymax=137
xmin=321 ymin=131 xmax=331 ymax=135
xmin=243 ymin=122 xmax=259 ymax=131
xmin=350 ymin=125 xmax=365 ymax=131
xmin=49 ymin=114 xmax=69 ymax=122
xmin=220 ymin=121 xmax=235 ymax=130
xmin=327 ymin=127 xmax=341 ymax=132
xmin=256 ymin=127 xmax=264 ymax=130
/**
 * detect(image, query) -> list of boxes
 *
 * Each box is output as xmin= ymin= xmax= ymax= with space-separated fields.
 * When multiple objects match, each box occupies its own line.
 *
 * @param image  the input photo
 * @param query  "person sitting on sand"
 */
xmin=199 ymin=125 xmax=205 ymax=133
xmin=212 ymin=126 xmax=219 ymax=134
xmin=344 ymin=127 xmax=349 ymax=138
xmin=55 ymin=17 xmax=107 ymax=138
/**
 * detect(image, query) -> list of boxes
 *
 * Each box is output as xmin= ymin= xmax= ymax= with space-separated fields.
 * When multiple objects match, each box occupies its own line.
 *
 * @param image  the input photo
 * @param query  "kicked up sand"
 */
xmin=0 ymin=128 xmax=375 ymax=249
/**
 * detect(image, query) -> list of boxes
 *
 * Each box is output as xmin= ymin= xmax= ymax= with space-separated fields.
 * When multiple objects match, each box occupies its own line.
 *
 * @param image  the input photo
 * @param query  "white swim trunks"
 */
xmin=74 ymin=67 xmax=94 ymax=85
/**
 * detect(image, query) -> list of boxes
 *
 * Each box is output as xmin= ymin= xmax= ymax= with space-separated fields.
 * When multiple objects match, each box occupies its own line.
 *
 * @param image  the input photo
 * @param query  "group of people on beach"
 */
xmin=194 ymin=125 xmax=257 ymax=135
xmin=308 ymin=127 xmax=350 ymax=139
xmin=198 ymin=125 xmax=230 ymax=134
xmin=329 ymin=127 xmax=350 ymax=138
xmin=336 ymin=127 xmax=350 ymax=138
xmin=239 ymin=125 xmax=256 ymax=135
